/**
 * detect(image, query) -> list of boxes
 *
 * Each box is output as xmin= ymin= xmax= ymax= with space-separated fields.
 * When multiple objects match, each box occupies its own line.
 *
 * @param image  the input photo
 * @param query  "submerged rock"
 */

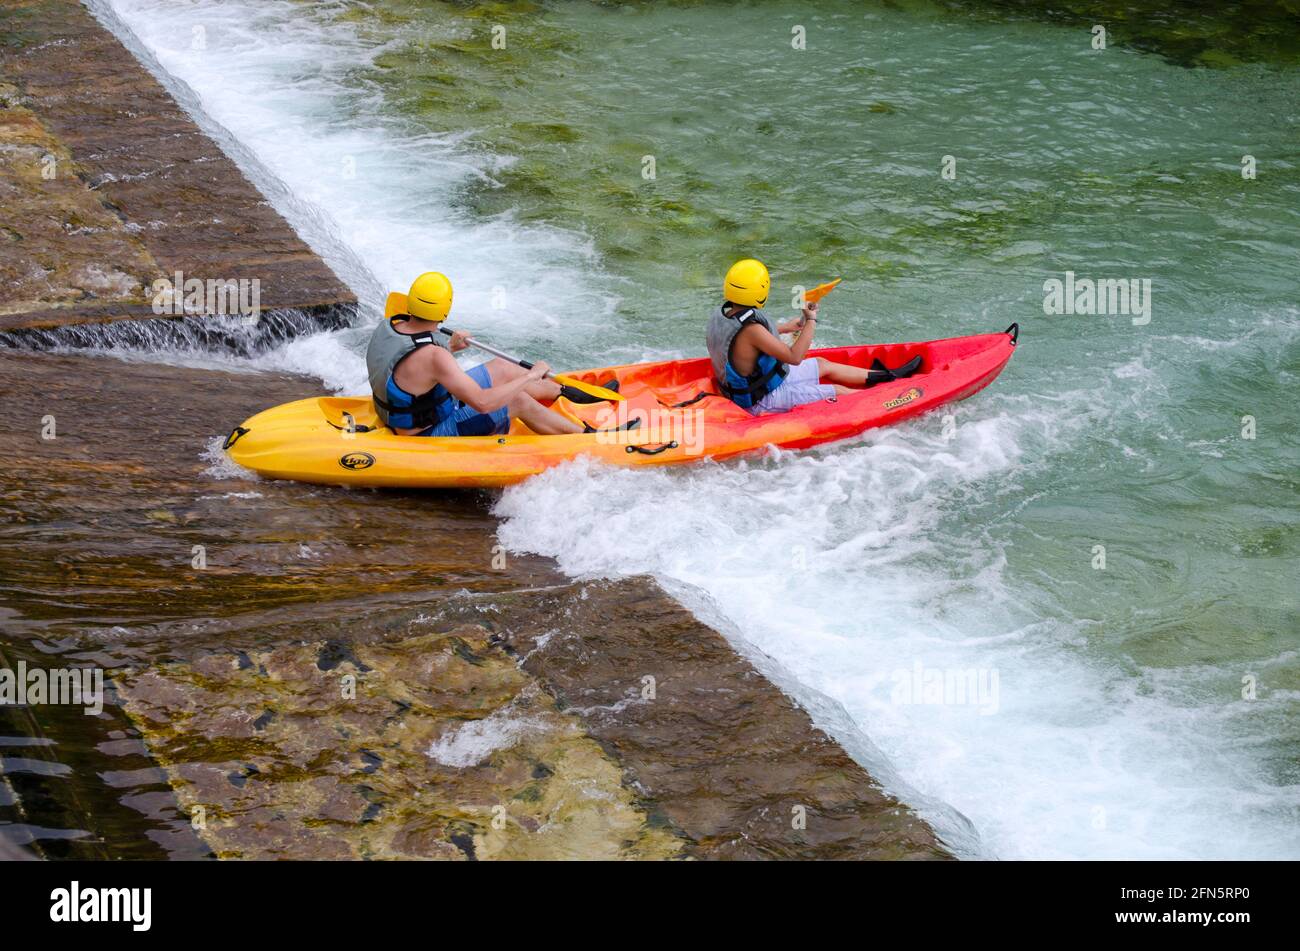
xmin=116 ymin=581 xmax=949 ymax=860
xmin=117 ymin=624 xmax=683 ymax=860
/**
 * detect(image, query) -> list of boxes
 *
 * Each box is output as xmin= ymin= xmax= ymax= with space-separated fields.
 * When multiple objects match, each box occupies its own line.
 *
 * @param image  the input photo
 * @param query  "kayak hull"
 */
xmin=225 ymin=327 xmax=1018 ymax=489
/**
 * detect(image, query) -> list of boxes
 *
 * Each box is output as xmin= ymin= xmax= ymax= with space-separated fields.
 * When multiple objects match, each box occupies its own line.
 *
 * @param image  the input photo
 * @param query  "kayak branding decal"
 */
xmin=883 ymin=387 xmax=923 ymax=410
xmin=339 ymin=451 xmax=376 ymax=471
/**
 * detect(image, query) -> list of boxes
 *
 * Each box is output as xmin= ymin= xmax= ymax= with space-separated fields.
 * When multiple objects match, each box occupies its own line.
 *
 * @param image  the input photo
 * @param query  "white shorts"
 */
xmin=751 ymin=358 xmax=835 ymax=414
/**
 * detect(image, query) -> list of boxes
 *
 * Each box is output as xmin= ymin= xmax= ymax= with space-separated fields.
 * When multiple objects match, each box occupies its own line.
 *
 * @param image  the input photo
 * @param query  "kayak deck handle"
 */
xmin=325 ymin=414 xmax=375 ymax=434
xmin=223 ymin=426 xmax=249 ymax=450
xmin=1005 ymin=322 xmax=1019 ymax=345
xmin=626 ymin=441 xmax=678 ymax=456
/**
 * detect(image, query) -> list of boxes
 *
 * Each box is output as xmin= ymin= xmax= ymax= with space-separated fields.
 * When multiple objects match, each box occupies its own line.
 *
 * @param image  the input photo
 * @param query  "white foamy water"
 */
xmin=426 ymin=706 xmax=549 ymax=769
xmin=495 ymin=392 xmax=1299 ymax=860
xmin=95 ymin=0 xmax=1300 ymax=859
xmin=95 ymin=0 xmax=615 ymax=389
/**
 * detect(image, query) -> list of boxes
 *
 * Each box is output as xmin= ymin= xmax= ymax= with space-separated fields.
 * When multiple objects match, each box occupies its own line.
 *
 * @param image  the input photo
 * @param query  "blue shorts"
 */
xmin=417 ymin=364 xmax=510 ymax=437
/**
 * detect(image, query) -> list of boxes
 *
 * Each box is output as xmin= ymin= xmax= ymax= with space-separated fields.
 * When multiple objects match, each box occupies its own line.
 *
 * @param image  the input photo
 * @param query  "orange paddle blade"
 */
xmin=805 ymin=278 xmax=842 ymax=304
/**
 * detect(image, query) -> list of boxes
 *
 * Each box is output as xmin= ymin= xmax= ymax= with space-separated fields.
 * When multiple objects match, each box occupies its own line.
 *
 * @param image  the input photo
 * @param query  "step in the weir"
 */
xmin=0 ymin=0 xmax=355 ymax=332
xmin=0 ymin=349 xmax=951 ymax=859
xmin=0 ymin=306 xmax=354 ymax=355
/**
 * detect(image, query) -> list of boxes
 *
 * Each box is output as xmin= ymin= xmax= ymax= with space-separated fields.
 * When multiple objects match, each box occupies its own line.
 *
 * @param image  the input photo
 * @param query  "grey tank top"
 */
xmin=365 ymin=317 xmax=448 ymax=425
xmin=706 ymin=304 xmax=776 ymax=385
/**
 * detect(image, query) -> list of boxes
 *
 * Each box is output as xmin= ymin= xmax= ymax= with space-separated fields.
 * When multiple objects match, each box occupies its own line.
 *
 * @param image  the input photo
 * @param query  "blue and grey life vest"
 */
xmin=366 ymin=317 xmax=453 ymax=429
xmin=705 ymin=304 xmax=789 ymax=409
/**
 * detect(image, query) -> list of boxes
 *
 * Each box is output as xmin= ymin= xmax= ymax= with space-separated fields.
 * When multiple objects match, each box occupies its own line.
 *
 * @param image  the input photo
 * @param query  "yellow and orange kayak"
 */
xmin=223 ymin=325 xmax=1018 ymax=489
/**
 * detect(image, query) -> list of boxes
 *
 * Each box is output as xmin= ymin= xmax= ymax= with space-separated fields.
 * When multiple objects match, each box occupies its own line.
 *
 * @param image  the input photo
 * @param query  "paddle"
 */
xmin=436 ymin=326 xmax=625 ymax=402
xmin=804 ymin=278 xmax=842 ymax=304
xmin=384 ymin=291 xmax=622 ymax=402
xmin=790 ymin=279 xmax=843 ymax=340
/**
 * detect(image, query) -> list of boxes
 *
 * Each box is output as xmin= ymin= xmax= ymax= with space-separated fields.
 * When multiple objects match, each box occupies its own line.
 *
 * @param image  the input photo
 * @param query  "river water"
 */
xmin=94 ymin=0 xmax=1299 ymax=859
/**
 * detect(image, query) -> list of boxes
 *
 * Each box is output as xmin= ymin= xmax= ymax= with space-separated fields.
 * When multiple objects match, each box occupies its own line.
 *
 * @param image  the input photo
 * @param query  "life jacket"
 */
xmin=705 ymin=304 xmax=788 ymax=409
xmin=365 ymin=317 xmax=454 ymax=430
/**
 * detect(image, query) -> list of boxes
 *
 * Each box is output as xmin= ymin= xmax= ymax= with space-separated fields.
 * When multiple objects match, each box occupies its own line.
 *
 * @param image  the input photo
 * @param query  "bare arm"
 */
xmin=776 ymin=298 xmax=822 ymax=334
xmin=747 ymin=303 xmax=819 ymax=366
xmin=422 ymin=347 xmax=545 ymax=413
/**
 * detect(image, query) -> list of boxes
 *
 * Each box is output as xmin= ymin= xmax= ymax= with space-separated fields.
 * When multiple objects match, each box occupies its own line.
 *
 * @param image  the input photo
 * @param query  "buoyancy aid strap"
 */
xmin=720 ymin=356 xmax=788 ymax=400
xmin=373 ymin=385 xmax=453 ymax=415
xmin=720 ymin=306 xmax=788 ymax=400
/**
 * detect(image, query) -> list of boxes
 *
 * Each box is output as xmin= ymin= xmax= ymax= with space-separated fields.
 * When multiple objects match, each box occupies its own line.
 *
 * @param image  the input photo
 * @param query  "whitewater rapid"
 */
xmin=94 ymin=0 xmax=616 ymax=394
xmin=95 ymin=0 xmax=1299 ymax=859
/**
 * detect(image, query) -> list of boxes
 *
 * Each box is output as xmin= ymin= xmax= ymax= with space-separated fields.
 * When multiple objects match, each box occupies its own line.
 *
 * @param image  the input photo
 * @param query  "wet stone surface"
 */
xmin=0 ymin=0 xmax=354 ymax=331
xmin=117 ymin=621 xmax=683 ymax=860
xmin=0 ymin=349 xmax=948 ymax=859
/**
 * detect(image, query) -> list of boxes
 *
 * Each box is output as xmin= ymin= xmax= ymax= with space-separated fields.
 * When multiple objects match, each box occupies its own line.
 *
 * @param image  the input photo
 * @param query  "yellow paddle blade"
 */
xmin=805 ymin=278 xmax=842 ymax=304
xmin=552 ymin=373 xmax=625 ymax=402
xmin=384 ymin=291 xmax=407 ymax=319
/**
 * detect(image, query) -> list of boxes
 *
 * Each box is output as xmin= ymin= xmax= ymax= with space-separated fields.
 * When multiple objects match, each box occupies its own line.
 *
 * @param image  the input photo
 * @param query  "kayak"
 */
xmin=223 ymin=324 xmax=1019 ymax=489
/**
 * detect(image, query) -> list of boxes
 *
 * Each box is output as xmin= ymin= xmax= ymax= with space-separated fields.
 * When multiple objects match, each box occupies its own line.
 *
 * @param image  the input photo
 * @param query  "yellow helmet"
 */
xmin=723 ymin=258 xmax=770 ymax=308
xmin=406 ymin=271 xmax=453 ymax=322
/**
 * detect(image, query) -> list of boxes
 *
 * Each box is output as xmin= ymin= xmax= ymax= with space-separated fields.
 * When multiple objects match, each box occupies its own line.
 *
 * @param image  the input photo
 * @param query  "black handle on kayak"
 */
xmin=1005 ymin=322 xmax=1019 ymax=345
xmin=223 ymin=426 xmax=249 ymax=450
xmin=626 ymin=441 xmax=678 ymax=456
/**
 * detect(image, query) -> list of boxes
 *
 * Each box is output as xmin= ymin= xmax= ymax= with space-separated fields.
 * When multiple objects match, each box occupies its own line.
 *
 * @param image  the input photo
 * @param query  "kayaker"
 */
xmin=706 ymin=259 xmax=922 ymax=413
xmin=367 ymin=272 xmax=630 ymax=437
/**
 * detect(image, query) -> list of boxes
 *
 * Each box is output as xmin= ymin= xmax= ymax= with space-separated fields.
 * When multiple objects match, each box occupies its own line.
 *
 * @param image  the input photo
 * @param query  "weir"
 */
xmin=0 ymin=307 xmax=354 ymax=357
xmin=0 ymin=1 xmax=952 ymax=859
xmin=0 ymin=0 xmax=356 ymax=332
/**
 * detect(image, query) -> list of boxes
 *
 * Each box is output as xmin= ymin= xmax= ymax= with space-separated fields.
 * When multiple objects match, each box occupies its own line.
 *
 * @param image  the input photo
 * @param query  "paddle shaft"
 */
xmin=438 ymin=326 xmax=545 ymax=374
xmin=436 ymin=326 xmax=623 ymax=402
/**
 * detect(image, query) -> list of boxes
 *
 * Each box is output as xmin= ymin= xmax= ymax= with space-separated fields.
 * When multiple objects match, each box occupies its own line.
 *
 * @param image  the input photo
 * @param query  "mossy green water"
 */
xmin=337 ymin=1 xmax=1297 ymax=350
xmin=937 ymin=0 xmax=1300 ymax=68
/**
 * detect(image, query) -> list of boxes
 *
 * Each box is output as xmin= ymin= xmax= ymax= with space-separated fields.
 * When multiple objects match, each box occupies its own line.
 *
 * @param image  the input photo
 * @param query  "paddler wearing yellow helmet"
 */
xmin=366 ymin=272 xmax=632 ymax=437
xmin=705 ymin=258 xmax=923 ymax=414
